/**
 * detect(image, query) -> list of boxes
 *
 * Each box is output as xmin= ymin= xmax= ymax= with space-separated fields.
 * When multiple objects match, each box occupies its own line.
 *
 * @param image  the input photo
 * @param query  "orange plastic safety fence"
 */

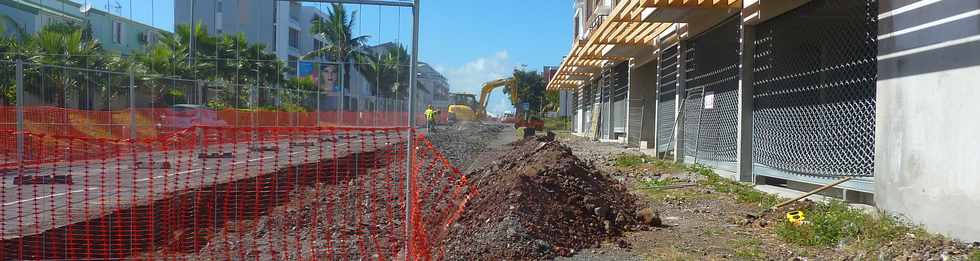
xmin=0 ymin=126 xmax=472 ymax=260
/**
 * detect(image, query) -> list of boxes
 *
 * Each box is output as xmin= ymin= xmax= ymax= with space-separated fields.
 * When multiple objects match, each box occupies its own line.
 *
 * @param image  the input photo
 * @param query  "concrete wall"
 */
xmin=875 ymin=0 xmax=980 ymax=242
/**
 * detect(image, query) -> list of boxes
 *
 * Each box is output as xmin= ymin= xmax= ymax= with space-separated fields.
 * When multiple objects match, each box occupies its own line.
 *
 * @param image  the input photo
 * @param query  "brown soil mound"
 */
xmin=439 ymin=137 xmax=644 ymax=260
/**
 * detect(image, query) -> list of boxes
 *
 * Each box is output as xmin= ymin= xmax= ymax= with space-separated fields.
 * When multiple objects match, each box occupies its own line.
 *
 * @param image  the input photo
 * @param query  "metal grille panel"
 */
xmin=682 ymin=16 xmax=741 ymax=163
xmin=656 ymin=43 xmax=680 ymax=152
xmin=606 ymin=62 xmax=629 ymax=133
xmin=752 ymin=0 xmax=878 ymax=177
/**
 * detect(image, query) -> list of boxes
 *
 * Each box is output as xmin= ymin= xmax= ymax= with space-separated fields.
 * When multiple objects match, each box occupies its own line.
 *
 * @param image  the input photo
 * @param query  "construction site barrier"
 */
xmin=0 ymin=126 xmax=472 ymax=260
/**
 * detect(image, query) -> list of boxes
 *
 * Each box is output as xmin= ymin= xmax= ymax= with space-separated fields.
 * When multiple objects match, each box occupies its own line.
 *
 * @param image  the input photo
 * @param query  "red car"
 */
xmin=159 ymin=104 xmax=228 ymax=130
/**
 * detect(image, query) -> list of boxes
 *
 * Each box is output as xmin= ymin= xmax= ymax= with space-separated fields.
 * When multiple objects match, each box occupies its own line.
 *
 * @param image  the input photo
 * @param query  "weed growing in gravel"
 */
xmin=774 ymin=200 xmax=924 ymax=250
xmin=640 ymin=178 xmax=676 ymax=188
xmin=687 ymin=164 xmax=779 ymax=208
xmin=612 ymin=154 xmax=685 ymax=173
xmin=613 ymin=154 xmax=653 ymax=167
xmin=969 ymin=251 xmax=980 ymax=261
xmin=730 ymin=238 xmax=764 ymax=259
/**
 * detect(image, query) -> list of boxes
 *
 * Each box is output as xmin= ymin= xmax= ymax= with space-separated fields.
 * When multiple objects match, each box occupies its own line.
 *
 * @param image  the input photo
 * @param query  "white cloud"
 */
xmin=435 ymin=50 xmax=516 ymax=116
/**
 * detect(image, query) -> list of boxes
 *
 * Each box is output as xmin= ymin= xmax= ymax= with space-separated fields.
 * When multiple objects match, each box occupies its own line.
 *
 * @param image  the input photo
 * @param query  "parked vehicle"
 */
xmin=160 ymin=104 xmax=228 ymax=129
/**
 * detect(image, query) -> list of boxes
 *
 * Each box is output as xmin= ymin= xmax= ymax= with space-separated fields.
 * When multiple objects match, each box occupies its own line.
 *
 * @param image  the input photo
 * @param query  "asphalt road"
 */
xmin=0 ymin=130 xmax=408 ymax=240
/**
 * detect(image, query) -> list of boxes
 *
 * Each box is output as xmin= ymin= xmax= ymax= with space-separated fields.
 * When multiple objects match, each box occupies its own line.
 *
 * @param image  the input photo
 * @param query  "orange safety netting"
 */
xmin=0 ymin=106 xmax=443 ymax=169
xmin=0 ymin=126 xmax=472 ymax=260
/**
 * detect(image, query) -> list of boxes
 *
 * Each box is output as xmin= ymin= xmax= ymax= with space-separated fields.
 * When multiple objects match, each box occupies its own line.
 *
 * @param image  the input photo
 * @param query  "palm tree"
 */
xmin=355 ymin=44 xmax=410 ymax=98
xmin=304 ymin=3 xmax=370 ymax=92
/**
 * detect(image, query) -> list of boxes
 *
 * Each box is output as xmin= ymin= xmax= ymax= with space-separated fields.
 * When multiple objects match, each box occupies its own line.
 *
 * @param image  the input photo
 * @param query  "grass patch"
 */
xmin=687 ymin=164 xmax=779 ymax=208
xmin=969 ymin=251 xmax=980 ymax=261
xmin=730 ymin=238 xmax=764 ymax=260
xmin=612 ymin=154 xmax=684 ymax=171
xmin=774 ymin=200 xmax=926 ymax=250
xmin=613 ymin=154 xmax=653 ymax=167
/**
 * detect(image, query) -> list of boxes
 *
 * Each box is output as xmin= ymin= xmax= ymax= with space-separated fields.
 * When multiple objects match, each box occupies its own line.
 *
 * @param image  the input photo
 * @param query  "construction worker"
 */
xmin=424 ymin=105 xmax=440 ymax=131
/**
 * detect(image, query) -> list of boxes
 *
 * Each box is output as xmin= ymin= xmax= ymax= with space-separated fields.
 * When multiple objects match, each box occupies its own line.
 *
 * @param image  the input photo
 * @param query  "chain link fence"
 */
xmin=681 ymin=16 xmax=741 ymax=171
xmin=752 ymin=0 xmax=878 ymax=178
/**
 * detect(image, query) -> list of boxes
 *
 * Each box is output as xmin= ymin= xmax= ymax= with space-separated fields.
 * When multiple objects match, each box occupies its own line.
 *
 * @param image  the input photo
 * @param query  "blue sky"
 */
xmin=70 ymin=0 xmax=573 ymax=115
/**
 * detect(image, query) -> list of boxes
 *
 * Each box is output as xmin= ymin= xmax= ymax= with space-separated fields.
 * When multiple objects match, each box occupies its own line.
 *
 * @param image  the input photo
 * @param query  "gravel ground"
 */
xmin=424 ymin=122 xmax=509 ymax=172
xmin=554 ymin=133 xmax=980 ymax=261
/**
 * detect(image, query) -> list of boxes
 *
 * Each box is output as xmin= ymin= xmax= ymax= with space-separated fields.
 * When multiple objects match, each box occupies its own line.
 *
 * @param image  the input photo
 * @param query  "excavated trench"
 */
xmin=0 ymin=144 xmax=402 ymax=260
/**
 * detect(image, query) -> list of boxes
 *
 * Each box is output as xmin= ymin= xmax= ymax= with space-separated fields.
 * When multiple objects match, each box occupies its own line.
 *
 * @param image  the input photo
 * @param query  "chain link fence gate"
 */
xmin=752 ymin=0 xmax=878 ymax=179
xmin=682 ymin=16 xmax=741 ymax=172
xmin=656 ymin=41 xmax=680 ymax=154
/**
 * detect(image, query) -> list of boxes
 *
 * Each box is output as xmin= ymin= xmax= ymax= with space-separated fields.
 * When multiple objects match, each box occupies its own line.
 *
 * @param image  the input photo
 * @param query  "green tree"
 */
xmin=505 ymin=69 xmax=546 ymax=113
xmin=305 ymin=3 xmax=370 ymax=92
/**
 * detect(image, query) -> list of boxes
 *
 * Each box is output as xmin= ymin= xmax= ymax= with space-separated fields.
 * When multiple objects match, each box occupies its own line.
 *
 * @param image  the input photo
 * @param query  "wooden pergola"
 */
xmin=547 ymin=0 xmax=741 ymax=90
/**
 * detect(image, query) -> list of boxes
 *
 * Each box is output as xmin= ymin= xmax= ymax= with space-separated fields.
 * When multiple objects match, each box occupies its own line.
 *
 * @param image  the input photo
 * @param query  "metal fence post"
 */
xmin=673 ymin=39 xmax=687 ymax=163
xmin=129 ymin=70 xmax=137 ymax=140
xmin=406 ymin=0 xmax=420 ymax=257
xmin=737 ymin=24 xmax=757 ymax=183
xmin=15 ymin=60 xmax=25 ymax=164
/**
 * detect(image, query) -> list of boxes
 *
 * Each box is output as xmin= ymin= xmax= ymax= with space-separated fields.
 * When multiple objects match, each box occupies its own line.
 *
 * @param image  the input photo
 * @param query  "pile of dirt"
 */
xmin=439 ymin=136 xmax=654 ymax=260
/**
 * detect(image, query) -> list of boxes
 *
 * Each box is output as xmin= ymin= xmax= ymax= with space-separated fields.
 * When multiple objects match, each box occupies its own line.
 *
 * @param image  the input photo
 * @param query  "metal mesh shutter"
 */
xmin=607 ymin=62 xmax=629 ymax=133
xmin=580 ymin=82 xmax=594 ymax=134
xmin=752 ymin=0 xmax=878 ymax=177
xmin=682 ymin=16 xmax=741 ymax=164
xmin=656 ymin=42 xmax=680 ymax=152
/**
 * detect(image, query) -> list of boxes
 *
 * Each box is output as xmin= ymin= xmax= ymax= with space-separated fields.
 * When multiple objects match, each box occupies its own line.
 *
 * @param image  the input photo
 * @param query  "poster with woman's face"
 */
xmin=317 ymin=64 xmax=339 ymax=95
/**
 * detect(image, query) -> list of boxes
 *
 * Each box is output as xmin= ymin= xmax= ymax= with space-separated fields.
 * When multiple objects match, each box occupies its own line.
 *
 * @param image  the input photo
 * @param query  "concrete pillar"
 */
xmin=673 ymin=41 xmax=687 ymax=163
xmin=736 ymin=24 xmax=756 ymax=182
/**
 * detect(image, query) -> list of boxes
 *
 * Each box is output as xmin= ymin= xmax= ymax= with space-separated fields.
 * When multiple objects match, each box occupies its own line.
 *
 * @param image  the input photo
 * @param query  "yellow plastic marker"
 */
xmin=786 ymin=210 xmax=806 ymax=225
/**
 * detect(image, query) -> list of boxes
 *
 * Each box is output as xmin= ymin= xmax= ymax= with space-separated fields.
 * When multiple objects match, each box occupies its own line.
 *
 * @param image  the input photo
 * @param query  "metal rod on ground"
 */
xmin=746 ymin=177 xmax=853 ymax=220
xmin=406 ymin=0 xmax=420 ymax=257
xmin=693 ymin=86 xmax=707 ymax=164
xmin=773 ymin=177 xmax=853 ymax=209
xmin=15 ymin=59 xmax=24 ymax=165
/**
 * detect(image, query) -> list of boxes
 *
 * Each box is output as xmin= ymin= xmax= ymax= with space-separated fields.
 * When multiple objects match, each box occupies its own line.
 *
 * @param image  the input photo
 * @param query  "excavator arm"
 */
xmin=477 ymin=78 xmax=516 ymax=117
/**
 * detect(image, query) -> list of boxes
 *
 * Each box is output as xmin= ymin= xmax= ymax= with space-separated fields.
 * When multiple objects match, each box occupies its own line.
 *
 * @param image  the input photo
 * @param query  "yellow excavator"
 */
xmin=477 ymin=78 xmax=543 ymax=129
xmin=447 ymin=93 xmax=480 ymax=122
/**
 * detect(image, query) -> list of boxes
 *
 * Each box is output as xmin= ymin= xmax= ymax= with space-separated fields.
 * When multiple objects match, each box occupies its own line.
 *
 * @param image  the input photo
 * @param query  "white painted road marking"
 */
xmin=2 ymin=187 xmax=99 ymax=206
xmin=134 ymin=169 xmax=202 ymax=182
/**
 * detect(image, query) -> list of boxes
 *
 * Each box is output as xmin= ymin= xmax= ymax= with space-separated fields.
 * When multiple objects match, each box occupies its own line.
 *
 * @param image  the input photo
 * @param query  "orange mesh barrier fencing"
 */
xmin=0 ymin=106 xmax=426 ymax=169
xmin=0 ymin=126 xmax=472 ymax=260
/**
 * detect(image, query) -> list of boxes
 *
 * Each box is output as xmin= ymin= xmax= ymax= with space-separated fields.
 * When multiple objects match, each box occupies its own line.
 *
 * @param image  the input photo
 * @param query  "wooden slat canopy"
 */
xmin=547 ymin=0 xmax=741 ymax=90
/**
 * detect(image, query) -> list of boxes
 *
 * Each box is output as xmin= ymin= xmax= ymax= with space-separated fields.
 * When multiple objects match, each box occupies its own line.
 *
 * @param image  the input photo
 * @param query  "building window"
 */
xmin=113 ymin=21 xmax=123 ymax=44
xmin=217 ymin=0 xmax=223 ymax=12
xmin=289 ymin=28 xmax=300 ymax=48
xmin=313 ymin=39 xmax=324 ymax=56
xmin=288 ymin=55 xmax=299 ymax=73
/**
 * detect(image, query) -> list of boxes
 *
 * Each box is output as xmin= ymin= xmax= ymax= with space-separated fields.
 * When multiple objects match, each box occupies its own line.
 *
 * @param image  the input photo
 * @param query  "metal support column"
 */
xmin=737 ymin=24 xmax=756 ymax=182
xmin=653 ymin=55 xmax=662 ymax=151
xmin=673 ymin=41 xmax=688 ymax=163
xmin=405 ymin=0 xmax=420 ymax=258
xmin=15 ymin=60 xmax=25 ymax=164
xmin=129 ymin=70 xmax=136 ymax=140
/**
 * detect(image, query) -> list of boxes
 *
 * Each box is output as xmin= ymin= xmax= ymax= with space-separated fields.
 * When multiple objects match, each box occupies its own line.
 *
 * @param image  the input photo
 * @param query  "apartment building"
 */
xmin=0 ymin=0 xmax=167 ymax=54
xmin=549 ymin=0 xmax=980 ymax=241
xmin=175 ymin=0 xmax=327 ymax=64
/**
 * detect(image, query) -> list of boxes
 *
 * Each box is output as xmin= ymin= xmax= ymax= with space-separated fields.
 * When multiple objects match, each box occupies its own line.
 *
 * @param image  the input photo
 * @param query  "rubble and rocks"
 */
xmin=438 ymin=136 xmax=652 ymax=260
